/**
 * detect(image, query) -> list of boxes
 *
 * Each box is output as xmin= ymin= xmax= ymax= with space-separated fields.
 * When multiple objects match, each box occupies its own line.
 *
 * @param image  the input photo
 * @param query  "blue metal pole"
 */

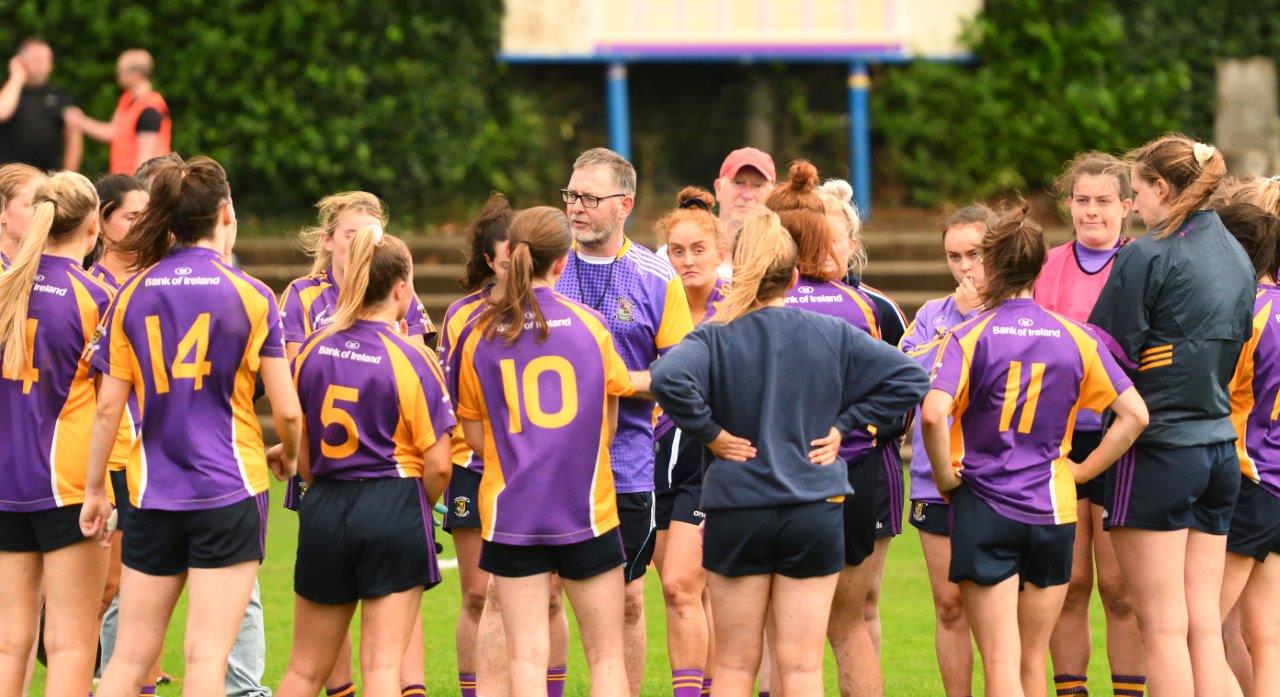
xmin=848 ymin=62 xmax=871 ymax=217
xmin=607 ymin=62 xmax=631 ymax=161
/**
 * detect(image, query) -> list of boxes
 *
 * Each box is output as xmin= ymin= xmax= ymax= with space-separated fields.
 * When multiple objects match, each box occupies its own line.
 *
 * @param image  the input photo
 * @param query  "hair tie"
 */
xmin=1270 ymin=175 xmax=1280 ymax=182
xmin=368 ymin=224 xmax=384 ymax=244
xmin=1193 ymin=142 xmax=1216 ymax=168
xmin=679 ymin=198 xmax=712 ymax=212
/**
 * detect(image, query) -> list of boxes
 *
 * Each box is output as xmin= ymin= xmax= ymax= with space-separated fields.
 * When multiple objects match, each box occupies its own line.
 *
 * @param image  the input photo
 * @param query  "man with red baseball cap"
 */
xmin=714 ymin=146 xmax=776 ymax=229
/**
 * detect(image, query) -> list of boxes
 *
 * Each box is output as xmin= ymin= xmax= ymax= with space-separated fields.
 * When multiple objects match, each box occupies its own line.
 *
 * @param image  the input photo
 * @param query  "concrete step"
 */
xmin=244 ymin=263 xmax=464 ymax=296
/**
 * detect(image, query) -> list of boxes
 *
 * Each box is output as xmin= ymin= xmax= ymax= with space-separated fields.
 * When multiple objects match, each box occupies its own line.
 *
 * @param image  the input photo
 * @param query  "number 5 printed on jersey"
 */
xmin=144 ymin=313 xmax=213 ymax=393
xmin=499 ymin=356 xmax=579 ymax=432
xmin=999 ymin=360 xmax=1044 ymax=433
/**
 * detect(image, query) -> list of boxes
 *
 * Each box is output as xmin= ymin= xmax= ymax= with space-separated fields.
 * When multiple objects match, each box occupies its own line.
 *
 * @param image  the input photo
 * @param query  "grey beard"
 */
xmin=574 ymin=222 xmax=614 ymax=249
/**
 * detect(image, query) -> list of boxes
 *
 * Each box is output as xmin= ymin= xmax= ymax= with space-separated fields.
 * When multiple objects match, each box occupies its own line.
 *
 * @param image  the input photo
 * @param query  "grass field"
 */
xmin=36 ymin=477 xmax=1120 ymax=695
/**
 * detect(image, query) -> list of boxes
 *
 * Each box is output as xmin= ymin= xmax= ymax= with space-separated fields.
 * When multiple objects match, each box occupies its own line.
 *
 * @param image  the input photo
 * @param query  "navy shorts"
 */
xmin=875 ymin=447 xmax=904 ymax=538
xmin=702 ymin=501 xmax=845 ymax=579
xmin=1070 ymin=429 xmax=1106 ymax=505
xmin=1104 ymin=442 xmax=1240 ymax=534
xmin=949 ymin=485 xmax=1075 ymax=588
xmin=443 ymin=465 xmax=482 ymax=532
xmin=296 ymin=478 xmax=440 ymax=604
xmin=124 ymin=493 xmax=268 ymax=575
xmin=908 ymin=500 xmax=951 ymax=536
xmin=1227 ymin=476 xmax=1280 ymax=562
xmin=481 ymin=529 xmax=625 ymax=581
xmin=655 ymin=427 xmax=706 ymax=530
xmin=0 ymin=505 xmax=87 ymax=553
xmin=843 ymin=451 xmax=879 ymax=565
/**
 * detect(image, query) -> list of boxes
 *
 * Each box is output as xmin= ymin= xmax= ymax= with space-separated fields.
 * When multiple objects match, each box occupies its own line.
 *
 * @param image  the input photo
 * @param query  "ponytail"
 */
xmin=654 ymin=186 xmax=725 ymax=252
xmin=120 ymin=156 xmax=230 ymax=269
xmin=0 ymin=172 xmax=98 ymax=377
xmin=714 ymin=208 xmax=797 ymax=323
xmin=298 ymin=191 xmax=387 ymax=276
xmin=330 ymin=225 xmax=413 ymax=331
xmin=765 ymin=160 xmax=839 ymax=281
xmin=478 ymin=207 xmax=571 ymax=345
xmin=1129 ymin=133 xmax=1226 ymax=239
xmin=460 ymin=192 xmax=514 ymax=290
xmin=978 ymin=201 xmax=1047 ymax=308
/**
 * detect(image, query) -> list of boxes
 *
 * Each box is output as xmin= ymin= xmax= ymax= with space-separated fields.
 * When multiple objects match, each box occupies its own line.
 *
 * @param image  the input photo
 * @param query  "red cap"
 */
xmin=719 ymin=147 xmax=776 ymax=183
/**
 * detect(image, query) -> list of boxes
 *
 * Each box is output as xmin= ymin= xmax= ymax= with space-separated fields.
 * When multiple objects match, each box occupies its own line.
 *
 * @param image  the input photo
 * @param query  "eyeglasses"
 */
xmin=561 ymin=189 xmax=626 ymax=209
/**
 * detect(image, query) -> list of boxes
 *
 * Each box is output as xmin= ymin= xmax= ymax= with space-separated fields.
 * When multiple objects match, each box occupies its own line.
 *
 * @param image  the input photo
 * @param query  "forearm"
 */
xmin=79 ymin=116 xmax=114 ymax=142
xmin=922 ymin=420 xmax=959 ymax=492
xmin=1076 ymin=413 xmax=1142 ymax=482
xmin=0 ymin=78 xmax=21 ymax=121
xmin=135 ymin=133 xmax=160 ymax=164
xmin=86 ymin=403 xmax=125 ymax=495
xmin=62 ymin=127 xmax=83 ymax=171
xmin=626 ymin=370 xmax=652 ymax=399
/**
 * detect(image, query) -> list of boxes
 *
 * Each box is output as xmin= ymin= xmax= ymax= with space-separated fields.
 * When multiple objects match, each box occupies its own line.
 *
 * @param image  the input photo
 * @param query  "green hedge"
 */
xmin=871 ymin=0 xmax=1280 ymax=207
xmin=1 ymin=1 xmax=566 ymax=220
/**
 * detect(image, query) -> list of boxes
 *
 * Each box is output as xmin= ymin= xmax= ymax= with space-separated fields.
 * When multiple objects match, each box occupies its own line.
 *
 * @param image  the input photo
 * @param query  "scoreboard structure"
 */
xmin=501 ymin=0 xmax=978 ymax=214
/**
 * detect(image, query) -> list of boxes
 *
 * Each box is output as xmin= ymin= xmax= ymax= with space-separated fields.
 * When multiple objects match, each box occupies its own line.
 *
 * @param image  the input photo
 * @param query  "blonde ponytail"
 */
xmin=331 ymin=224 xmax=412 ymax=332
xmin=714 ymin=208 xmax=797 ymax=323
xmin=0 ymin=172 xmax=98 ymax=377
xmin=298 ymin=192 xmax=387 ymax=276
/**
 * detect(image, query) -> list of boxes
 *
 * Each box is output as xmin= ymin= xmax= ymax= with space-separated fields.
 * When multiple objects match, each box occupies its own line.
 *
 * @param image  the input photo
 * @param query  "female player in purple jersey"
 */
xmin=0 ymin=162 xmax=46 ymax=268
xmin=921 ymin=204 xmax=1148 ymax=697
xmin=456 ymin=207 xmax=635 ymax=697
xmin=278 ymin=225 xmax=454 ymax=697
xmin=79 ymin=157 xmax=303 ymax=697
xmin=899 ymin=204 xmax=996 ymax=697
xmin=652 ymin=186 xmax=727 ymax=696
xmin=1212 ymin=199 xmax=1280 ymax=697
xmin=1090 ymin=136 xmax=1254 ymax=697
xmin=767 ymin=160 xmax=891 ymax=697
xmin=0 ymin=172 xmax=112 ymax=696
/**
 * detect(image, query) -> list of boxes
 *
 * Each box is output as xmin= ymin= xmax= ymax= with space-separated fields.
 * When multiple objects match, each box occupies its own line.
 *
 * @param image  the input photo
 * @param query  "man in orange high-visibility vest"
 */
xmin=66 ymin=49 xmax=171 ymax=174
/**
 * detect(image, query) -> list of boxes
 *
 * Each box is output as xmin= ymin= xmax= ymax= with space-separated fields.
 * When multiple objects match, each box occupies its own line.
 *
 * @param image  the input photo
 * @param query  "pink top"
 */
xmin=1033 ymin=240 xmax=1125 ymax=324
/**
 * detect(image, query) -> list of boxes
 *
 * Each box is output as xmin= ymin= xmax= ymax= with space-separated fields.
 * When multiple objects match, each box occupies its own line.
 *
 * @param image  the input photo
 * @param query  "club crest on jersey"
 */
xmin=453 ymin=496 xmax=471 ymax=518
xmin=615 ymin=297 xmax=635 ymax=322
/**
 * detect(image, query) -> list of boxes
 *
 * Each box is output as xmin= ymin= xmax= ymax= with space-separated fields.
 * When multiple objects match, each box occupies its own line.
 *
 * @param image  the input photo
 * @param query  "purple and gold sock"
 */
xmin=1053 ymin=673 xmax=1088 ymax=696
xmin=672 ymin=668 xmax=703 ymax=697
xmin=458 ymin=672 xmax=477 ymax=697
xmin=1113 ymin=674 xmax=1146 ymax=696
xmin=401 ymin=684 xmax=425 ymax=697
xmin=139 ymin=685 xmax=157 ymax=697
xmin=326 ymin=683 xmax=356 ymax=697
xmin=547 ymin=665 xmax=567 ymax=697
xmin=701 ymin=675 xmax=713 ymax=695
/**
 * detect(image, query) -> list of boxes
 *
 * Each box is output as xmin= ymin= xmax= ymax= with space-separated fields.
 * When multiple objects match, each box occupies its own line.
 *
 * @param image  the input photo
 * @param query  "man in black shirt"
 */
xmin=0 ymin=38 xmax=81 ymax=172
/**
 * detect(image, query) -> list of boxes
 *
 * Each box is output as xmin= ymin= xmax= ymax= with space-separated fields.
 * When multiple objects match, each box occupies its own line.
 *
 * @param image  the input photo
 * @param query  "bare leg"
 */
xmin=919 ymin=531 xmax=974 ymax=697
xmin=771 ymin=572 xmax=841 ymax=695
xmin=1186 ymin=530 xmax=1229 ymax=697
xmin=660 ymin=521 xmax=710 ymax=673
xmin=181 ymin=562 xmax=259 ymax=697
xmin=548 ymin=575 xmax=569 ymax=680
xmin=324 ymin=636 xmax=355 ymax=692
xmin=95 ymin=568 xmax=186 ymax=697
xmin=0 ymin=552 xmax=41 ymax=694
xmin=476 ymin=580 xmax=509 ymax=697
xmin=706 ymin=572 xmax=771 ymax=696
xmin=494 ymin=573 xmax=552 ymax=697
xmin=1049 ymin=502 xmax=1092 ymax=684
xmin=276 ymin=598 xmax=357 ymax=696
xmin=359 ymin=588 xmax=423 ymax=697
xmin=399 ymin=608 xmax=425 ymax=690
xmin=41 ymin=539 xmax=110 ymax=696
xmin=623 ymin=577 xmax=647 ymax=697
xmin=453 ymin=528 xmax=488 ymax=682
xmin=1111 ymin=527 xmax=1193 ymax=697
xmin=1239 ymin=554 xmax=1280 ymax=697
xmin=863 ymin=538 xmax=891 ymax=658
xmin=827 ymin=561 xmax=882 ymax=697
xmin=1018 ymin=583 xmax=1070 ymax=697
xmin=1091 ymin=505 xmax=1145 ymax=690
xmin=561 ymin=568 xmax=629 ymax=696
xmin=960 ymin=576 xmax=1025 ymax=697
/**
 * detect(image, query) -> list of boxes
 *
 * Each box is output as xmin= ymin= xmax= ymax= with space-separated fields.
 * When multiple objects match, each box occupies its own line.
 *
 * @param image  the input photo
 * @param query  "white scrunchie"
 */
xmin=368 ymin=224 xmax=384 ymax=244
xmin=1193 ymin=142 xmax=1216 ymax=167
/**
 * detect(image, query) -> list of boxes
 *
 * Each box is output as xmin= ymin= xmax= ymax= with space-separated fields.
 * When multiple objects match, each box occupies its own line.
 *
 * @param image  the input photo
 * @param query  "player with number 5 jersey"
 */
xmin=921 ymin=203 xmax=1148 ymax=697
xmin=456 ymin=206 xmax=634 ymax=697
xmin=80 ymin=157 xmax=302 ymax=697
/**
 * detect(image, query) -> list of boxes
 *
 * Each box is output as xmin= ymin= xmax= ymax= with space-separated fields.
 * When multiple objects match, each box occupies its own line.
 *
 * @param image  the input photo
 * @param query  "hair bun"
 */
xmin=820 ymin=179 xmax=854 ymax=203
xmin=676 ymin=186 xmax=715 ymax=211
xmin=786 ymin=160 xmax=819 ymax=192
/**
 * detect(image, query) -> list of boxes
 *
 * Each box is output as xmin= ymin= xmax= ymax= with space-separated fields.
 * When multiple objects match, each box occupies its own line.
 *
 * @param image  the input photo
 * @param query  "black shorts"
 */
xmin=949 ymin=485 xmax=1075 ymax=588
xmin=908 ymin=500 xmax=951 ymax=536
xmin=0 ymin=505 xmax=87 ymax=553
xmin=109 ymin=470 xmax=133 ymax=532
xmin=295 ymin=478 xmax=440 ymax=604
xmin=655 ymin=427 xmax=706 ymax=530
xmin=617 ymin=491 xmax=657 ymax=582
xmin=843 ymin=452 xmax=879 ymax=566
xmin=443 ymin=465 xmax=482 ymax=532
xmin=480 ymin=529 xmax=625 ymax=580
xmin=702 ymin=501 xmax=844 ymax=579
xmin=123 ymin=492 xmax=268 ymax=576
xmin=875 ymin=448 xmax=904 ymax=539
xmin=1070 ymin=429 xmax=1106 ymax=505
xmin=1227 ymin=476 xmax=1280 ymax=562
xmin=1104 ymin=442 xmax=1240 ymax=534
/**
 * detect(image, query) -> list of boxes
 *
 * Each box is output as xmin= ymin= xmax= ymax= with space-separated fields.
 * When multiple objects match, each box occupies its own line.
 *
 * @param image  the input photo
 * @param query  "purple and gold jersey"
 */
xmin=1 ymin=256 xmax=114 ymax=512
xmin=555 ymin=239 xmax=693 ymax=494
xmin=439 ymin=288 xmax=490 ymax=472
xmin=456 ymin=287 xmax=635 ymax=545
xmin=281 ymin=268 xmax=433 ymax=345
xmin=295 ymin=320 xmax=455 ymax=480
xmin=655 ymin=279 xmax=727 ymax=441
xmin=930 ymin=299 xmax=1132 ymax=525
xmin=89 ymin=262 xmax=141 ymax=474
xmin=785 ymin=277 xmax=882 ymax=462
xmin=91 ymin=246 xmax=287 ymax=511
xmin=1230 ymin=283 xmax=1280 ymax=498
